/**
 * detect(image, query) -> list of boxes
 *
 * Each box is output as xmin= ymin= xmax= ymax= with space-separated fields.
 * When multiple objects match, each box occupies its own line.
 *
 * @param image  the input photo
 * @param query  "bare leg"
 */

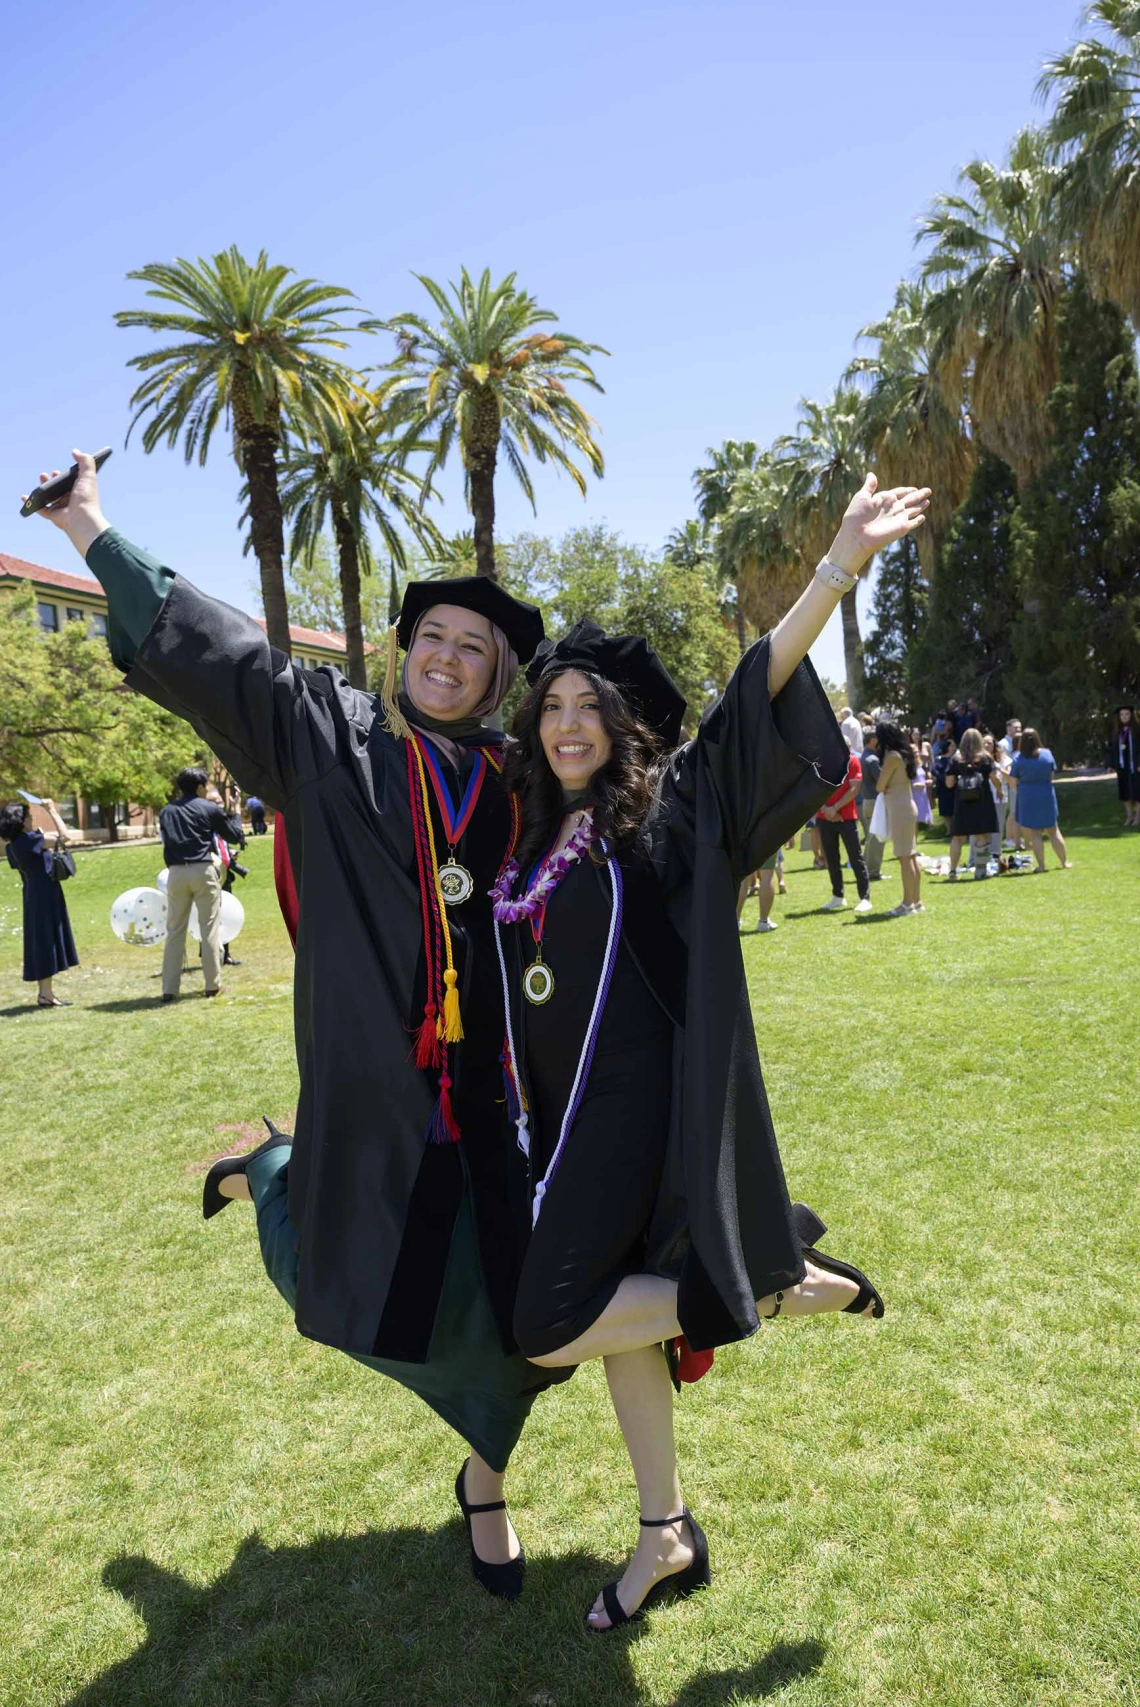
xmin=462 ymin=1451 xmax=521 ymax=1566
xmin=217 ymin=1173 xmax=252 ymax=1202
xmin=37 ymin=977 xmax=55 ymax=1004
xmin=586 ymin=1347 xmax=691 ymax=1630
xmin=1048 ymin=826 xmax=1072 ymax=866
xmin=527 ymin=1258 xmax=869 ymax=1369
xmin=1028 ymin=829 xmax=1046 ymax=871
xmin=949 ymin=836 xmax=963 ymax=875
xmin=759 ymin=867 xmax=776 ymax=923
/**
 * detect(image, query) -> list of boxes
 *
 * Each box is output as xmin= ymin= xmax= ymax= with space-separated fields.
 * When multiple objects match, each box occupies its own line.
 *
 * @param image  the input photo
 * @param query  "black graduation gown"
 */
xmin=501 ymin=636 xmax=849 ymax=1354
xmin=87 ymin=534 xmax=535 ymax=1366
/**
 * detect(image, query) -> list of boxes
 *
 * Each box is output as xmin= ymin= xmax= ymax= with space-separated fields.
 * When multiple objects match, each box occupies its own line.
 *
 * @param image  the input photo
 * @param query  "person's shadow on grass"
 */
xmin=64 ymin=1529 xmax=826 ymax=1707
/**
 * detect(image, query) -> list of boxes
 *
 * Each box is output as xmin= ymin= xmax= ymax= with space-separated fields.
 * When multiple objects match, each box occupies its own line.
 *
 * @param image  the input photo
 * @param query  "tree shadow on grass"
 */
xmin=65 ymin=1528 xmax=826 ymax=1707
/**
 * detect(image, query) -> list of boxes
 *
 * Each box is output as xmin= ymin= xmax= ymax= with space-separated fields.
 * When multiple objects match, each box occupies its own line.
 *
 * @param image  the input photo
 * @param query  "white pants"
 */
xmin=163 ymin=861 xmax=222 ymax=996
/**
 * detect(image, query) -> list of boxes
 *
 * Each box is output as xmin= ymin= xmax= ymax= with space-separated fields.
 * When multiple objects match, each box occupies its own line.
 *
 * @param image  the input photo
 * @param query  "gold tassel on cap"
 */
xmin=380 ymin=622 xmax=414 ymax=741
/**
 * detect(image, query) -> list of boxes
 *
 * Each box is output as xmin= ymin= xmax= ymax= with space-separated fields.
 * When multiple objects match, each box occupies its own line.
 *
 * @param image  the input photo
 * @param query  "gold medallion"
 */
xmin=438 ymin=861 xmax=474 ymax=906
xmin=523 ymin=960 xmax=555 ymax=1005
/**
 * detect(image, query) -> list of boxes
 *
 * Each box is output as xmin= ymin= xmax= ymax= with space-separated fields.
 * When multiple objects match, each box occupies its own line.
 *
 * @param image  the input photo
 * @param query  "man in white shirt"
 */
xmin=838 ymin=706 xmax=863 ymax=755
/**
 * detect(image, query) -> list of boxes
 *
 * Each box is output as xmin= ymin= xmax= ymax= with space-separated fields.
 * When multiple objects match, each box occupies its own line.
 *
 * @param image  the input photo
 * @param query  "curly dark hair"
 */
xmin=875 ymin=719 xmax=917 ymax=780
xmin=0 ymin=801 xmax=30 ymax=841
xmin=503 ymin=667 xmax=667 ymax=873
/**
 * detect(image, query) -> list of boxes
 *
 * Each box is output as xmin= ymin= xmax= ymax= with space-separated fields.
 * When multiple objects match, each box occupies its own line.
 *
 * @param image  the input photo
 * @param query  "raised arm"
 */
xmin=768 ymin=474 xmax=930 ymax=700
xmin=23 ymin=450 xmax=346 ymax=809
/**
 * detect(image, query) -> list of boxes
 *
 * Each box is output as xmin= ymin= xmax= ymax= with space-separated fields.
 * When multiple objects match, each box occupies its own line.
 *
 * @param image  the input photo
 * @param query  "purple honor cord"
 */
xmin=493 ymin=847 xmax=624 ymax=1226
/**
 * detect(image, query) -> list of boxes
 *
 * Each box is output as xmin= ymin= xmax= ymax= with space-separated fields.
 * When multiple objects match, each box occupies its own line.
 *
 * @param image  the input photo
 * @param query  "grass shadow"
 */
xmin=65 ymin=1528 xmax=827 ymax=1707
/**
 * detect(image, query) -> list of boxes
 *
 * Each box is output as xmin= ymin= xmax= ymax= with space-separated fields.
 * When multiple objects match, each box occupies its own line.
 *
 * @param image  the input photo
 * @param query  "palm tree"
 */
xmin=775 ymin=390 xmax=869 ymax=708
xmin=116 ymin=247 xmax=361 ymax=652
xmin=845 ymin=279 xmax=975 ymax=576
xmin=916 ymin=127 xmax=1070 ymax=488
xmin=714 ymin=454 xmax=806 ymax=642
xmin=1041 ymin=2 xmax=1140 ymax=327
xmin=278 ymin=396 xmax=443 ymax=688
xmin=693 ymin=441 xmax=762 ymax=651
xmin=663 ymin=519 xmax=713 ymax=575
xmin=372 ymin=269 xmax=607 ymax=579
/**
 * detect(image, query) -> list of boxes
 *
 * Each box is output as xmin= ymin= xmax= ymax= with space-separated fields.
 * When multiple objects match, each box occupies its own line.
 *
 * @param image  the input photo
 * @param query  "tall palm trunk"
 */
xmin=840 ymin=593 xmax=865 ymax=712
xmin=332 ymin=498 xmax=367 ymax=689
xmin=467 ymin=387 xmax=500 ymax=580
xmin=734 ymin=586 xmax=748 ymax=654
xmin=234 ymin=384 xmax=291 ymax=654
xmin=388 ymin=560 xmax=400 ymax=624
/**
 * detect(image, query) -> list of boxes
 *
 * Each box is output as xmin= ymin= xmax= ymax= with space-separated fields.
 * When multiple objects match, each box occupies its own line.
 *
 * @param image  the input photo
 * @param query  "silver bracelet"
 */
xmin=815 ymin=557 xmax=859 ymax=594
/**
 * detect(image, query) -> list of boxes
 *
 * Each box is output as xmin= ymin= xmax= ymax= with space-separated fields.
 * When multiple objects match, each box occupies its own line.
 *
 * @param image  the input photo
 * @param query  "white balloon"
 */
xmin=188 ymin=891 xmax=245 ymax=945
xmin=156 ymin=868 xmax=169 ymax=891
xmin=110 ymin=887 xmax=168 ymax=946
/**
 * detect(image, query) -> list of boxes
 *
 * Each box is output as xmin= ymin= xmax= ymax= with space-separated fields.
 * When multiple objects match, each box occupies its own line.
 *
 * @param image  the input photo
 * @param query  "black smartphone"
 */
xmin=19 ymin=447 xmax=112 ymax=518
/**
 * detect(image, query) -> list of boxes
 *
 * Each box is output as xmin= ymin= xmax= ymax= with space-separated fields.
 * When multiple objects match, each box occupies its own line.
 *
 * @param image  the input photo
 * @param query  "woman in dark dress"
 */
xmin=494 ymin=472 xmax=930 ymax=1629
xmin=945 ymin=727 xmax=999 ymax=880
xmin=1 ymin=799 xmax=78 ymax=1006
xmin=1110 ymin=707 xmax=1140 ymax=827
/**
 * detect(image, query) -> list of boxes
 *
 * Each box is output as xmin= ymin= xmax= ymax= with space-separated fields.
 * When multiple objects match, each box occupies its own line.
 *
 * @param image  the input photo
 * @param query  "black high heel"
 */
xmin=202 ymin=1119 xmax=291 ymax=1220
xmin=454 ymin=1459 xmax=525 ymax=1601
xmin=586 ymin=1507 xmax=711 ymax=1631
xmin=792 ymin=1201 xmax=885 ymax=1318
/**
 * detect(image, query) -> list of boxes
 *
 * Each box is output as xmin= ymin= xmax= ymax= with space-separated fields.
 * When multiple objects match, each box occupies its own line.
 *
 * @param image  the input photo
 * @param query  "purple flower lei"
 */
xmin=490 ymin=815 xmax=595 ymax=922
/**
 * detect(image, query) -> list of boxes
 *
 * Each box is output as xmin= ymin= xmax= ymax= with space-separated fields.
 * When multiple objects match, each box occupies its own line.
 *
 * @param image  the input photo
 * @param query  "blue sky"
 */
xmin=3 ymin=0 xmax=1081 ymax=686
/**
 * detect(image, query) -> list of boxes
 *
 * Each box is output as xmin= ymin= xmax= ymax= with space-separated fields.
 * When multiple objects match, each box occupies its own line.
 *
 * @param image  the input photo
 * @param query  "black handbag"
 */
xmin=51 ymin=837 xmax=76 ymax=882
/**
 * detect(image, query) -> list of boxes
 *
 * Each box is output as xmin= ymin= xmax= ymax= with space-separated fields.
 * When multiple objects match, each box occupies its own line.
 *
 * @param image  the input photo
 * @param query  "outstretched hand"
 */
xmin=827 ymin=473 xmax=930 ymax=578
xmin=20 ymin=450 xmax=109 ymax=558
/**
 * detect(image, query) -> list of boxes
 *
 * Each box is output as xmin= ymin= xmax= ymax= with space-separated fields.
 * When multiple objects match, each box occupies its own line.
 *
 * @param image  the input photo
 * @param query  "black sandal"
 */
xmin=792 ymin=1201 xmax=885 ymax=1318
xmin=454 ymin=1460 xmax=525 ymax=1601
xmin=202 ymin=1119 xmax=291 ymax=1220
xmin=586 ymin=1508 xmax=710 ymax=1631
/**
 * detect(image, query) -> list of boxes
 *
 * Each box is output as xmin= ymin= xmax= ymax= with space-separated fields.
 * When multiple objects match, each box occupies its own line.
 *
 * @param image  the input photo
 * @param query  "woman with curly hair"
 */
xmin=492 ymin=472 xmax=928 ymax=1630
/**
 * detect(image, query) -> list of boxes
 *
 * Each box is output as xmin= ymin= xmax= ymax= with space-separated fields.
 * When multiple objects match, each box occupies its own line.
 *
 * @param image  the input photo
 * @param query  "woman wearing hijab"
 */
xmin=492 ymin=474 xmax=929 ymax=1629
xmin=27 ymin=451 xmax=558 ymax=1602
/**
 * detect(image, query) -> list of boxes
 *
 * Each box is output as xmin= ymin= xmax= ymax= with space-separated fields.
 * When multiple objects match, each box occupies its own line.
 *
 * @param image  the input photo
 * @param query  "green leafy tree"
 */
xmin=692 ymin=440 xmax=762 ymax=651
xmin=1009 ymin=274 xmax=1140 ymax=753
xmin=373 ymin=269 xmax=607 ymax=579
xmin=279 ymin=536 xmax=392 ymax=652
xmin=116 ymin=246 xmax=362 ymax=652
xmin=1041 ymin=1 xmax=1140 ymax=327
xmin=0 ymin=590 xmax=201 ymax=836
xmin=278 ymin=396 xmax=442 ymax=686
xmin=907 ymin=452 xmax=1020 ymax=725
xmin=862 ymin=534 xmax=930 ymax=714
xmin=917 ymin=128 xmax=1069 ymax=488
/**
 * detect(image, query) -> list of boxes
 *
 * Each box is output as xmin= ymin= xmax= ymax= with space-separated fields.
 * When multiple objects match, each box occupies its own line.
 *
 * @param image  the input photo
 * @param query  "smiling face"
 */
xmin=538 ymin=668 xmax=614 ymax=795
xmin=405 ymin=604 xmax=497 ymax=721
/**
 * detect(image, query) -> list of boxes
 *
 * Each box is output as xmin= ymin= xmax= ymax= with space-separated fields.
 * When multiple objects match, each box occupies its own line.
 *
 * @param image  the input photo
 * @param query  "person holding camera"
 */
xmin=945 ymin=728 xmax=999 ymax=880
xmin=0 ymin=798 xmax=78 ymax=1007
xmin=158 ymin=767 xmax=244 ymax=999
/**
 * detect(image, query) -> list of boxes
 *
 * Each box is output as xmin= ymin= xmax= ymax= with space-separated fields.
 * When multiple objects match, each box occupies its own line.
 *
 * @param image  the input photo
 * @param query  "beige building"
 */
xmin=1 ymin=548 xmax=353 ymax=840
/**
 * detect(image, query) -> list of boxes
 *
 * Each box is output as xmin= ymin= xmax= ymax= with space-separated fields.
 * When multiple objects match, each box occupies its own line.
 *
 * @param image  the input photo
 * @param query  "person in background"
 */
xmin=982 ymin=734 xmax=1007 ymax=860
xmin=1110 ymin=707 xmax=1140 ymax=827
xmin=1011 ymin=729 xmax=1073 ymax=872
xmin=875 ymin=721 xmax=923 ymax=915
xmin=737 ymin=849 xmax=782 ymax=934
xmin=999 ymin=720 xmax=1023 ymax=846
xmin=158 ymin=766 xmax=245 ymax=1000
xmin=205 ymin=784 xmax=248 ymax=968
xmin=246 ymin=793 xmax=268 ymax=835
xmin=818 ymin=750 xmax=873 ymax=913
xmin=837 ymin=705 xmax=863 ymax=755
xmin=945 ymin=728 xmax=999 ymax=880
xmin=858 ymin=728 xmax=884 ymax=881
xmin=933 ymin=734 xmax=957 ymax=833
xmin=0 ymin=798 xmax=78 ymax=1007
xmin=911 ymin=743 xmax=934 ymax=831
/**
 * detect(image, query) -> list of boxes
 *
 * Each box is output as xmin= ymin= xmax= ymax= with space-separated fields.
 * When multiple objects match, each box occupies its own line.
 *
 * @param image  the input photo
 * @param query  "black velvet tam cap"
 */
xmin=397 ymin=576 xmax=545 ymax=664
xmin=525 ymin=617 xmax=687 ymax=747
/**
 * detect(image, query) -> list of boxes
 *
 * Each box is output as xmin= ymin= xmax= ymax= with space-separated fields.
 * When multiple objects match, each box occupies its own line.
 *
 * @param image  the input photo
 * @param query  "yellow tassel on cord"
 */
xmin=442 ymin=967 xmax=464 ymax=1042
xmin=380 ymin=623 xmax=413 ymax=741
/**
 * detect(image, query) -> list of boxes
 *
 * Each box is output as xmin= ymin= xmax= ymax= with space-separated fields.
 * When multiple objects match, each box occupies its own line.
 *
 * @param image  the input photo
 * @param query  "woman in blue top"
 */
xmin=1 ymin=798 xmax=79 ymax=1005
xmin=1010 ymin=728 xmax=1072 ymax=873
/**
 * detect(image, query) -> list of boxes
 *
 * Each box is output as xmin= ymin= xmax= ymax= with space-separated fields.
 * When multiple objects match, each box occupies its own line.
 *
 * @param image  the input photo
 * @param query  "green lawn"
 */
xmin=2 ymin=783 xmax=1138 ymax=1707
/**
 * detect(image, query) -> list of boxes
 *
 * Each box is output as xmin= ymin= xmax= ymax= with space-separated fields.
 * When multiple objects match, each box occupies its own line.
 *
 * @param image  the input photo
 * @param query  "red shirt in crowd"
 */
xmin=824 ymin=753 xmax=862 ymax=821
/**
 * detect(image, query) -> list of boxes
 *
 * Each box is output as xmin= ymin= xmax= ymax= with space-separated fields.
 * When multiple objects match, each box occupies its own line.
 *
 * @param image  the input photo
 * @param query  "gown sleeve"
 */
xmin=651 ymin=634 xmax=849 ymax=888
xmin=84 ymin=529 xmax=353 ymax=811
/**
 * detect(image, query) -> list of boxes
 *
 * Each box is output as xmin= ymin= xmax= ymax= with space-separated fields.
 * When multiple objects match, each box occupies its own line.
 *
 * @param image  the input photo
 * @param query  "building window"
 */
xmin=89 ymin=612 xmax=108 ymax=638
xmin=65 ymin=606 xmax=85 ymax=623
xmin=37 ymin=601 xmax=59 ymax=633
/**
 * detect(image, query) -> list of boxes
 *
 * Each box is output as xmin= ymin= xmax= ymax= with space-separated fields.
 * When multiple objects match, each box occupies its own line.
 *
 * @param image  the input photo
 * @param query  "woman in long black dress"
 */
xmin=1110 ymin=707 xmax=1140 ymax=827
xmin=494 ymin=473 xmax=930 ymax=1628
xmin=1 ymin=798 xmax=78 ymax=1006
